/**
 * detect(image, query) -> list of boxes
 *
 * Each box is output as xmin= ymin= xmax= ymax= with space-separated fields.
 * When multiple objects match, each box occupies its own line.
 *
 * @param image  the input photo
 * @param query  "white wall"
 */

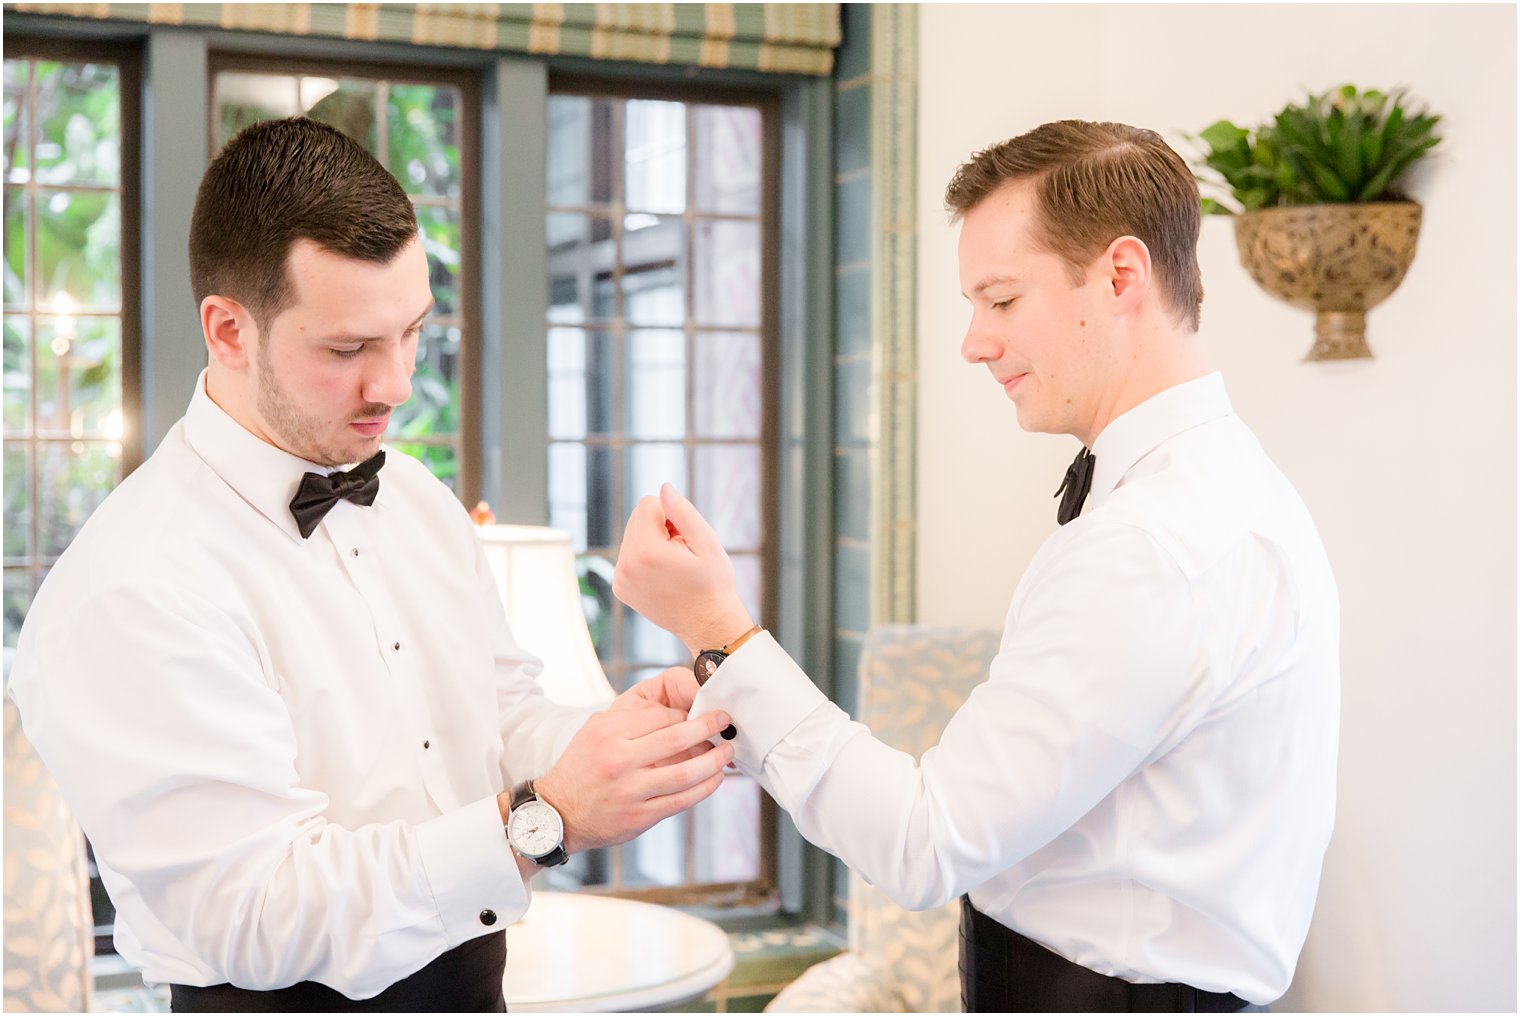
xmin=914 ymin=5 xmax=1516 ymax=1011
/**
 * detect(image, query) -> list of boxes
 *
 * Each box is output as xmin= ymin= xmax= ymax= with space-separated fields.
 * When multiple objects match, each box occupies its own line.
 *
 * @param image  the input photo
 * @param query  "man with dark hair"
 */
xmin=613 ymin=120 xmax=1340 ymax=1012
xmin=7 ymin=117 xmax=733 ymax=1012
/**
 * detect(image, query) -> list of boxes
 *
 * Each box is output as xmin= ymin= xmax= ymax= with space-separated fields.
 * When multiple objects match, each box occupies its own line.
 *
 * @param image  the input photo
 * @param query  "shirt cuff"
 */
xmin=413 ymin=794 xmax=529 ymax=944
xmin=690 ymin=631 xmax=827 ymax=772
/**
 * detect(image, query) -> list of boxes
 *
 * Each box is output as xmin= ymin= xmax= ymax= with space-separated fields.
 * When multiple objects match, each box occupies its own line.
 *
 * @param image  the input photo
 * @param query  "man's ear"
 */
xmin=201 ymin=295 xmax=256 ymax=371
xmin=1103 ymin=235 xmax=1152 ymax=316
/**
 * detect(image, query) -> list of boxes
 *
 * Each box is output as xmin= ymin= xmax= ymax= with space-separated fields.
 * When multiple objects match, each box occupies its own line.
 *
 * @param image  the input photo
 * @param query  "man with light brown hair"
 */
xmin=613 ymin=120 xmax=1341 ymax=1012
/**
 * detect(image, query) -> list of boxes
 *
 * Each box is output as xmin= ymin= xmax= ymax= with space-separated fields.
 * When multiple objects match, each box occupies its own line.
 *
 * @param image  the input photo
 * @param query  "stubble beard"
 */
xmin=256 ymin=339 xmax=370 ymax=468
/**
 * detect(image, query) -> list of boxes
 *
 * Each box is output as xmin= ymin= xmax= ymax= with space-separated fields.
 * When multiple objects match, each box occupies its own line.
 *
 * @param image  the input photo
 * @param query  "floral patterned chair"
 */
xmin=4 ymin=649 xmax=94 ymax=1013
xmin=766 ymin=624 xmax=1002 ymax=1013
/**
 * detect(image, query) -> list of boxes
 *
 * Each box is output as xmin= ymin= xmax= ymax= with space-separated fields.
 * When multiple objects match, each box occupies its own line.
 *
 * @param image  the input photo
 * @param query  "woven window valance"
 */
xmin=4 ymin=3 xmax=842 ymax=75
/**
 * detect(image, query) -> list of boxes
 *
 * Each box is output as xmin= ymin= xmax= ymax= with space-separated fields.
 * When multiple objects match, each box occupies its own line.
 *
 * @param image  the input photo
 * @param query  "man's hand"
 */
xmin=614 ymin=666 xmax=701 ymax=715
xmin=613 ymin=483 xmax=755 ymax=654
xmin=528 ymin=703 xmax=733 ymax=855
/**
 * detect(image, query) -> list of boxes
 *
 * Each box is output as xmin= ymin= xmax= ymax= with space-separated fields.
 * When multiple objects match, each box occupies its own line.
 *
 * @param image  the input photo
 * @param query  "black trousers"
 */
xmin=169 ymin=930 xmax=507 ymax=1013
xmin=959 ymin=897 xmax=1256 ymax=1013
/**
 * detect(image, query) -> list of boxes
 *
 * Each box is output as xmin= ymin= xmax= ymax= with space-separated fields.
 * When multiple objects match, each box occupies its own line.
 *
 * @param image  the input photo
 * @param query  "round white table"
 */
xmin=503 ymin=891 xmax=735 ymax=1012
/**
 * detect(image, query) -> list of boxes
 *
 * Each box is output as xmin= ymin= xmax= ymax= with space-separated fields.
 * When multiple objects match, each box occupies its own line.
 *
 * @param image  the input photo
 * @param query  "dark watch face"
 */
xmin=694 ymin=650 xmax=726 ymax=685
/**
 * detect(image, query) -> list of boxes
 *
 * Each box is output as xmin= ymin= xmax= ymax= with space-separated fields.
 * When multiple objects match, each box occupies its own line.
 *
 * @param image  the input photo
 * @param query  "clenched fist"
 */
xmin=613 ymin=483 xmax=756 ymax=654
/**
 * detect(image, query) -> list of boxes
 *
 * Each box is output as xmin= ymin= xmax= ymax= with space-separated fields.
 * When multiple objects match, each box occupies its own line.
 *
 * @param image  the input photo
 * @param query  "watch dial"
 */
xmin=508 ymin=801 xmax=564 ymax=857
xmin=695 ymin=650 xmax=725 ymax=684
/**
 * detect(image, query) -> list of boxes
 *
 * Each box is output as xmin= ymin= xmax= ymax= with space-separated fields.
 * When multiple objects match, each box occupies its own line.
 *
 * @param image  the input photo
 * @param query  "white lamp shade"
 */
xmin=476 ymin=524 xmax=615 ymax=708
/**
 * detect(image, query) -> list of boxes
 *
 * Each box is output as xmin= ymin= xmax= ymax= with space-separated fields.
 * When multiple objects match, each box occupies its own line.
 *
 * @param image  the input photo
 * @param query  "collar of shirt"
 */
xmin=181 ymin=370 xmax=386 ymax=545
xmin=1086 ymin=372 xmax=1234 ymax=512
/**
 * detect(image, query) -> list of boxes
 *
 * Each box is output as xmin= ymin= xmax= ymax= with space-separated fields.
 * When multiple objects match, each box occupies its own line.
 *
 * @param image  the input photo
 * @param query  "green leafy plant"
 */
xmin=1192 ymin=85 xmax=1442 ymax=215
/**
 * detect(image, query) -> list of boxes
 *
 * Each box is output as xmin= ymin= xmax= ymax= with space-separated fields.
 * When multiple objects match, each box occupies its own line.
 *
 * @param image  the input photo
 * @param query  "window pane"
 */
xmin=390 ymin=322 xmax=460 ymax=443
xmin=34 ymin=61 xmax=119 ymax=186
xmin=4 ymin=316 xmax=29 ymax=434
xmin=547 ymin=94 xmax=614 ymax=207
xmin=547 ymin=327 xmax=613 ymax=440
xmin=731 ymin=553 xmax=762 ymax=625
xmin=625 ymin=99 xmax=685 ymax=215
xmin=4 ymin=60 xmax=28 ymax=183
xmin=695 ymin=444 xmax=761 ymax=551
xmin=547 ymin=212 xmax=614 ymax=325
xmin=4 ymin=445 xmax=30 ymax=559
xmin=620 ymin=601 xmax=683 ymax=667
xmin=693 ymin=219 xmax=760 ymax=328
xmin=5 ymin=187 xmax=27 ymax=307
xmin=693 ymin=774 xmax=761 ymax=882
xmin=216 ymin=71 xmax=298 ymax=147
xmin=416 ymin=204 xmax=459 ymax=317
xmin=37 ymin=440 xmax=117 ymax=558
xmin=693 ymin=332 xmax=761 ymax=439
xmin=576 ymin=553 xmax=615 ymax=657
xmin=3 ymin=567 xmax=31 ymax=648
xmin=37 ymin=190 xmax=121 ymax=311
xmin=388 ymin=84 xmax=460 ymax=199
xmin=549 ymin=442 xmax=613 ymax=552
xmin=623 ymin=443 xmax=686 ymax=529
xmin=621 ymin=216 xmax=685 ymax=327
xmin=581 ymin=556 xmax=615 ymax=662
xmin=35 ymin=315 xmax=120 ymax=437
xmin=624 ymin=329 xmax=685 ymax=440
xmin=694 ymin=105 xmax=761 ymax=216
xmin=304 ymin=78 xmax=377 ymax=152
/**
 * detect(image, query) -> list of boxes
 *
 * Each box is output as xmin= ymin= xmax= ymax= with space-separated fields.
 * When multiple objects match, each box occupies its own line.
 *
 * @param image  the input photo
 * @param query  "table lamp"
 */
xmin=474 ymin=523 xmax=615 ymax=708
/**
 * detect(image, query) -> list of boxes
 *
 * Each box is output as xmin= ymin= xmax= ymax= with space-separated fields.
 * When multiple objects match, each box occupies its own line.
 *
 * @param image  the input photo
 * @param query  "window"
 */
xmin=209 ymin=58 xmax=480 ymax=499
xmin=3 ymin=47 xmax=138 ymax=649
xmin=544 ymin=89 xmax=776 ymax=901
xmin=2 ymin=17 xmax=826 ymax=927
xmin=4 ymin=39 xmax=140 ymax=956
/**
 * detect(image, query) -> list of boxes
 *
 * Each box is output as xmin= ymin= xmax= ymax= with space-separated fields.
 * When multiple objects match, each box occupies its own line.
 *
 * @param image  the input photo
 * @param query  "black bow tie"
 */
xmin=289 ymin=451 xmax=385 ymax=539
xmin=1055 ymin=446 xmax=1094 ymax=525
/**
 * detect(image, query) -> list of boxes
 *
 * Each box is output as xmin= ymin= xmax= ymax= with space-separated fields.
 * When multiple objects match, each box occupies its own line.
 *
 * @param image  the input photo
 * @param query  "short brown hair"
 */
xmin=189 ymin=117 xmax=418 ymax=328
xmin=944 ymin=121 xmax=1203 ymax=331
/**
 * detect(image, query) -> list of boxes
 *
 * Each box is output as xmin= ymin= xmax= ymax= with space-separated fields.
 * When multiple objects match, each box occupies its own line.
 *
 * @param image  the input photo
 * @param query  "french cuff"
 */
xmin=690 ymin=631 xmax=826 ymax=772
xmin=414 ymin=794 xmax=528 ymax=944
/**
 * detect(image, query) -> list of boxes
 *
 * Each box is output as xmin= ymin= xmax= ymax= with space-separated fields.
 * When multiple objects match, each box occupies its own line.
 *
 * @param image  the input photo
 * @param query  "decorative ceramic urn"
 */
xmin=1232 ymin=202 xmax=1422 ymax=361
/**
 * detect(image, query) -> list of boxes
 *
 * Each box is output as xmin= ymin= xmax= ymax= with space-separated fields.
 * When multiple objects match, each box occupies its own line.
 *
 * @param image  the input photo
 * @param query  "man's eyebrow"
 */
xmin=962 ymin=274 xmax=1019 ymax=299
xmin=321 ymin=302 xmax=435 ymax=344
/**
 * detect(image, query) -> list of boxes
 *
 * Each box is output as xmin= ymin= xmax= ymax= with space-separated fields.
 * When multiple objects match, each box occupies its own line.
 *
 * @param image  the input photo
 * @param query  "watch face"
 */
xmin=695 ymin=650 xmax=725 ymax=684
xmin=507 ymin=800 xmax=564 ymax=858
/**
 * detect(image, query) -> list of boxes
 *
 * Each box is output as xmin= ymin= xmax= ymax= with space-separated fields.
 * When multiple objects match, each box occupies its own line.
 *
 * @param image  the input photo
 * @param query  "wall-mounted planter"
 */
xmin=1233 ymin=202 xmax=1423 ymax=361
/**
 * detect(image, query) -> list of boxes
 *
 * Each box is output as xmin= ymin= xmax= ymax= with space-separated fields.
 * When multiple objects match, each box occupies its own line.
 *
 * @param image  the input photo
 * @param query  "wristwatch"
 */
xmin=693 ymin=624 xmax=763 ymax=740
xmin=505 ymin=780 xmax=568 ymax=867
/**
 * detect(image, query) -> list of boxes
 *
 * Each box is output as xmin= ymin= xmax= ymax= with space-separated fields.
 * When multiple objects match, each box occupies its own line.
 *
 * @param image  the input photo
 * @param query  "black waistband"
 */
xmin=169 ymin=930 xmax=507 ymax=1013
xmin=958 ymin=897 xmax=1251 ymax=1013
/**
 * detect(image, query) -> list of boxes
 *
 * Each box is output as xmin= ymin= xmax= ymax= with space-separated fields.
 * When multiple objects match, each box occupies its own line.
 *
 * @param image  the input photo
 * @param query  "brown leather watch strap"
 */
xmin=720 ymin=624 xmax=764 ymax=655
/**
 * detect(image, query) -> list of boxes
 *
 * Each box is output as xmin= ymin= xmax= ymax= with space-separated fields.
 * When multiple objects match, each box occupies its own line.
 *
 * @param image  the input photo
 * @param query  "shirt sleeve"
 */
xmin=690 ymin=521 xmax=1214 ymax=911
xmin=9 ymin=580 xmax=526 ymax=999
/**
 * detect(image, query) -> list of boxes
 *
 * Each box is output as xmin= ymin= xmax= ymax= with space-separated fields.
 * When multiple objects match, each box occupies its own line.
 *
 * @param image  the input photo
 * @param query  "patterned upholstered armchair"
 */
xmin=766 ymin=624 xmax=1002 ymax=1013
xmin=3 ymin=649 xmax=94 ymax=1013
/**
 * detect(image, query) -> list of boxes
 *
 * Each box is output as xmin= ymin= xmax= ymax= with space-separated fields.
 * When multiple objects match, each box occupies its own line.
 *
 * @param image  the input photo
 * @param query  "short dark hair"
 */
xmin=188 ymin=117 xmax=418 ymax=328
xmin=944 ymin=120 xmax=1203 ymax=331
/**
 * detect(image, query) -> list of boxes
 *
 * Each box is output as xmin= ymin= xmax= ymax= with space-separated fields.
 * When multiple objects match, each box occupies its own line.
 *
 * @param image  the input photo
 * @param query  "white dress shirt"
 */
xmin=7 ymin=373 xmax=589 ymax=998
xmin=694 ymin=373 xmax=1339 ymax=1004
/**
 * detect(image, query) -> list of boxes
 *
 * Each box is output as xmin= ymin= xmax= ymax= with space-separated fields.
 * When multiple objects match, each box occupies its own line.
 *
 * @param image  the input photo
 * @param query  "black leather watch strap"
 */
xmin=507 ymin=780 xmax=568 ymax=867
xmin=534 ymin=843 xmax=568 ymax=868
xmin=509 ymin=779 xmax=538 ymax=811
